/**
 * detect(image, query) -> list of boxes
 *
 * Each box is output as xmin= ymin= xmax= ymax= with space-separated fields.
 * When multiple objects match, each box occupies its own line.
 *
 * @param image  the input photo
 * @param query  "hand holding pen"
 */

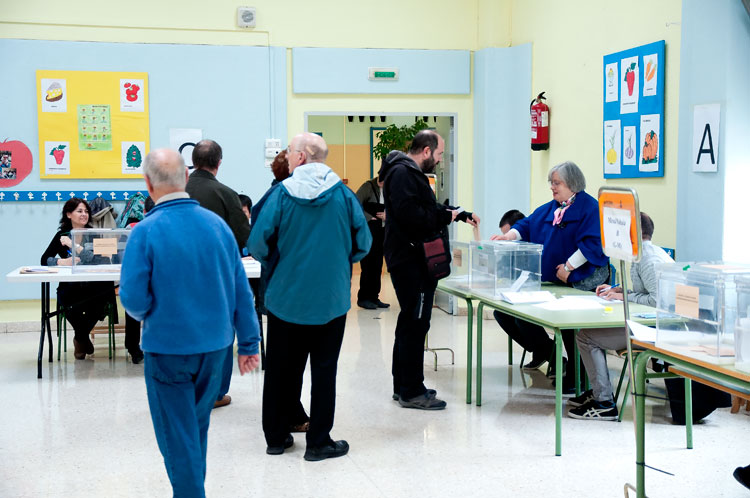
xmin=595 ymin=283 xmax=624 ymax=301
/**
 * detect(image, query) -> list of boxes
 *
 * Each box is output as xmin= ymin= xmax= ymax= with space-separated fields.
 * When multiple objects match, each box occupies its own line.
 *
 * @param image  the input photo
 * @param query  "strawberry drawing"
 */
xmin=49 ymin=145 xmax=66 ymax=165
xmin=125 ymin=82 xmax=141 ymax=102
xmin=624 ymin=62 xmax=636 ymax=96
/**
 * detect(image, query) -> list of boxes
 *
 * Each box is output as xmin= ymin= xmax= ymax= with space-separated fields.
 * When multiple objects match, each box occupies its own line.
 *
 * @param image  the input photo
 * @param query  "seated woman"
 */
xmin=491 ymin=161 xmax=610 ymax=391
xmin=41 ymin=198 xmax=142 ymax=361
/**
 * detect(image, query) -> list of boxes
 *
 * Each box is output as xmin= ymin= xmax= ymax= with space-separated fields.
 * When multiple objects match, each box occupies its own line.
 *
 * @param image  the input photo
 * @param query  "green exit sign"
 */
xmin=368 ymin=67 xmax=399 ymax=81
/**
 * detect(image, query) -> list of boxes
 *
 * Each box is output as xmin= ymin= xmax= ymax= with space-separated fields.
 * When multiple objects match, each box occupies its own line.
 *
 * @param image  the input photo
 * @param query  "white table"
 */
xmin=6 ymin=260 xmax=261 ymax=378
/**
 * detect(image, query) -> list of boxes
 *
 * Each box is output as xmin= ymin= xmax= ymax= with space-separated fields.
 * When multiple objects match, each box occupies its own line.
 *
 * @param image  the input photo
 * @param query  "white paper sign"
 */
xmin=122 ymin=142 xmax=145 ymax=174
xmin=603 ymin=120 xmax=621 ymax=174
xmin=639 ymin=114 xmax=660 ymax=172
xmin=622 ymin=126 xmax=637 ymax=166
xmin=44 ymin=141 xmax=70 ymax=175
xmin=169 ymin=128 xmax=203 ymax=167
xmin=41 ymin=79 xmax=67 ymax=113
xmin=605 ymin=63 xmax=618 ymax=103
xmin=602 ymin=207 xmax=633 ymax=259
xmin=642 ymin=53 xmax=658 ymax=96
xmin=620 ymin=56 xmax=639 ymax=114
xmin=692 ymin=103 xmax=720 ymax=172
xmin=120 ymin=79 xmax=145 ymax=112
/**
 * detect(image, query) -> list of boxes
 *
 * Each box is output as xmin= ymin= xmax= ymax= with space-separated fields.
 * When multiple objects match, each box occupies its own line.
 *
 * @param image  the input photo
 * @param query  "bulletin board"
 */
xmin=36 ymin=70 xmax=149 ymax=179
xmin=602 ymin=40 xmax=665 ymax=179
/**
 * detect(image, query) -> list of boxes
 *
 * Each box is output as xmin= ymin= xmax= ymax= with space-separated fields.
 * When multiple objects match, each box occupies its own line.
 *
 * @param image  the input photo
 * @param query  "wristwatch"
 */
xmin=564 ymin=262 xmax=574 ymax=272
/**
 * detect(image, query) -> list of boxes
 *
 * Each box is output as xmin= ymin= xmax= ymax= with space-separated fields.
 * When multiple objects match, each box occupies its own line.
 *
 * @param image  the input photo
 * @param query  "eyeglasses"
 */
xmin=286 ymin=146 xmax=303 ymax=154
xmin=548 ymin=180 xmax=564 ymax=187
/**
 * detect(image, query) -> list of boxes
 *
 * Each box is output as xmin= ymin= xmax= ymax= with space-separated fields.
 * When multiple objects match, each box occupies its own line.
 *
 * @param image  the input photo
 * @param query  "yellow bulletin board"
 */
xmin=36 ymin=70 xmax=149 ymax=179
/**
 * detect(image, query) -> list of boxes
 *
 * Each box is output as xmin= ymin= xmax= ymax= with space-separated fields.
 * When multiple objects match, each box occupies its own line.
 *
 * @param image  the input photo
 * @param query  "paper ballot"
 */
xmin=627 ymin=320 xmax=656 ymax=342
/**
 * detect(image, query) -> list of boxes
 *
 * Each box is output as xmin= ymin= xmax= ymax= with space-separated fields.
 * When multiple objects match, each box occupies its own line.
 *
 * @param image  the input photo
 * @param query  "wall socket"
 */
xmin=265 ymin=138 xmax=281 ymax=148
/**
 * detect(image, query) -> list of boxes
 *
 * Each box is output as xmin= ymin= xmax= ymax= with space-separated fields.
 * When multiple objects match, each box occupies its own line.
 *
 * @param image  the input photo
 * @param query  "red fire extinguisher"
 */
xmin=530 ymin=92 xmax=549 ymax=151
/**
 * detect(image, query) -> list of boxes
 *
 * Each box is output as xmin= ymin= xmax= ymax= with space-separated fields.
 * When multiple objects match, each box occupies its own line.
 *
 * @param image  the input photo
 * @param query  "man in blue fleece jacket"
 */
xmin=248 ymin=132 xmax=371 ymax=462
xmin=120 ymin=148 xmax=260 ymax=498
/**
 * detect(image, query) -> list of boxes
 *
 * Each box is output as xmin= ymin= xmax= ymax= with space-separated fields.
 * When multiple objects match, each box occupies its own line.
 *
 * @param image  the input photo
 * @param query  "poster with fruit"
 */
xmin=41 ymin=79 xmax=67 ymax=113
xmin=619 ymin=56 xmax=639 ymax=114
xmin=622 ymin=126 xmax=637 ymax=166
xmin=604 ymin=63 xmax=618 ymax=103
xmin=603 ymin=120 xmax=621 ymax=175
xmin=77 ymin=105 xmax=112 ymax=151
xmin=120 ymin=79 xmax=145 ymax=112
xmin=642 ymin=54 xmax=658 ymax=97
xmin=639 ymin=114 xmax=660 ymax=173
xmin=44 ymin=141 xmax=70 ymax=175
xmin=121 ymin=142 xmax=145 ymax=174
xmin=37 ymin=70 xmax=149 ymax=178
xmin=0 ymin=139 xmax=33 ymax=187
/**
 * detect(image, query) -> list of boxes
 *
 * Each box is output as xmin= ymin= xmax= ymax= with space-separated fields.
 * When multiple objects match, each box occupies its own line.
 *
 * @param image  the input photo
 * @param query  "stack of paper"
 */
xmin=499 ymin=291 xmax=556 ymax=304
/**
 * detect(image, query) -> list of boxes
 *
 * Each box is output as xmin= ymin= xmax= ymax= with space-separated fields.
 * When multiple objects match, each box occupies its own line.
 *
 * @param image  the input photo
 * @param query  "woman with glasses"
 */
xmin=490 ymin=161 xmax=609 ymax=392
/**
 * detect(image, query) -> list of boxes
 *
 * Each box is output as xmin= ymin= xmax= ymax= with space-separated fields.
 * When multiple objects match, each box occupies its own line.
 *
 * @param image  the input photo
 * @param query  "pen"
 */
xmin=598 ymin=283 xmax=620 ymax=295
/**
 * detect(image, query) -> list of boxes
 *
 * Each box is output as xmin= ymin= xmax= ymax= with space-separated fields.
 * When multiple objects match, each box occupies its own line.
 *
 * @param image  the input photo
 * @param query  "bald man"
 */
xmin=249 ymin=132 xmax=371 ymax=461
xmin=120 ymin=148 xmax=261 ymax=497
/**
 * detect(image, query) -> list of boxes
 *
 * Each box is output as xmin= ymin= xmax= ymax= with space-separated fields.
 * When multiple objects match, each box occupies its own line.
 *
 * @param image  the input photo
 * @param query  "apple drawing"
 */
xmin=0 ymin=139 xmax=33 ymax=188
xmin=50 ymin=144 xmax=66 ymax=165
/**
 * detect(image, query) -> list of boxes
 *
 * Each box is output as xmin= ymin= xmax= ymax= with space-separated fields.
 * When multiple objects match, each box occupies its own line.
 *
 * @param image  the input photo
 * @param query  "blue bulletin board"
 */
xmin=602 ymin=40 xmax=665 ymax=179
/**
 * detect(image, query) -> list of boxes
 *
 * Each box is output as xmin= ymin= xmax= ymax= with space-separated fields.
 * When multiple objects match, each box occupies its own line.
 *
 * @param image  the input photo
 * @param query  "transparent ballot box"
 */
xmin=469 ymin=240 xmax=543 ymax=299
xmin=655 ymin=263 xmax=750 ymax=363
xmin=735 ymin=275 xmax=750 ymax=372
xmin=70 ymin=228 xmax=131 ymax=273
xmin=443 ymin=240 xmax=471 ymax=290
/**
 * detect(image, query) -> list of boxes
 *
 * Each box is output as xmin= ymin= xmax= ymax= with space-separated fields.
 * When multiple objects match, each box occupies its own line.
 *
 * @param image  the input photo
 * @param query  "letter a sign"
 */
xmin=692 ymin=103 xmax=720 ymax=172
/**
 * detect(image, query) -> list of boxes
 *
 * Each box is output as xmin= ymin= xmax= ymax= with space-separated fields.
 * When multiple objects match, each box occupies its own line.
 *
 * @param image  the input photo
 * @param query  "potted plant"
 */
xmin=372 ymin=119 xmax=429 ymax=161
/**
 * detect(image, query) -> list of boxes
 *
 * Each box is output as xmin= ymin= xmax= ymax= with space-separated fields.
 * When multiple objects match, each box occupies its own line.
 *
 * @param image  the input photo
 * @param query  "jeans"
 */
xmin=217 ymin=344 xmax=234 ymax=400
xmin=144 ymin=347 xmax=228 ymax=498
xmin=390 ymin=263 xmax=437 ymax=399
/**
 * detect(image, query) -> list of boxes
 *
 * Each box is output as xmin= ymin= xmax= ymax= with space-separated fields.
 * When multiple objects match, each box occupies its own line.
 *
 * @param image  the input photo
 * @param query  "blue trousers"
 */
xmin=144 ymin=347 xmax=228 ymax=498
xmin=217 ymin=344 xmax=234 ymax=400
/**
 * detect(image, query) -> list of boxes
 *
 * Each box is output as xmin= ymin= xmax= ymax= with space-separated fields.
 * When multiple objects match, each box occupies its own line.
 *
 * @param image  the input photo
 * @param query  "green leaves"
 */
xmin=372 ymin=119 xmax=429 ymax=160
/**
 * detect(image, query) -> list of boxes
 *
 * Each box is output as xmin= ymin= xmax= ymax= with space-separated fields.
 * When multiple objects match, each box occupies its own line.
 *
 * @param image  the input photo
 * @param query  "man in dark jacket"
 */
xmin=186 ymin=139 xmax=251 ymax=409
xmin=380 ymin=130 xmax=478 ymax=410
xmin=355 ymin=177 xmax=389 ymax=310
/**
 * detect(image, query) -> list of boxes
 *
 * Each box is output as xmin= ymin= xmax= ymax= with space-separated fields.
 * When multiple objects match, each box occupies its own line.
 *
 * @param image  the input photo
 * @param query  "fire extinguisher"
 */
xmin=530 ymin=92 xmax=549 ymax=151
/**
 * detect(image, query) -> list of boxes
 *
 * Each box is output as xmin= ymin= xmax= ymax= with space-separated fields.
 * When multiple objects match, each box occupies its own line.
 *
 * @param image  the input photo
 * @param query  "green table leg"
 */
xmin=634 ymin=351 xmax=651 ymax=498
xmin=685 ymin=378 xmax=693 ymax=449
xmin=476 ymin=302 xmax=484 ymax=407
xmin=555 ymin=328 xmax=563 ymax=456
xmin=465 ymin=298 xmax=473 ymax=405
xmin=508 ymin=336 xmax=513 ymax=366
xmin=573 ymin=329 xmax=581 ymax=396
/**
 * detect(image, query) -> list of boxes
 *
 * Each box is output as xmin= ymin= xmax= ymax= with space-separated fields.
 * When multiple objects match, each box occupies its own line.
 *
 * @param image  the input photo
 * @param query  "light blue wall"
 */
xmin=676 ymin=0 xmax=749 ymax=261
xmin=292 ymin=48 xmax=470 ymax=94
xmin=0 ymin=40 xmax=286 ymax=300
xmin=473 ymin=44 xmax=532 ymax=239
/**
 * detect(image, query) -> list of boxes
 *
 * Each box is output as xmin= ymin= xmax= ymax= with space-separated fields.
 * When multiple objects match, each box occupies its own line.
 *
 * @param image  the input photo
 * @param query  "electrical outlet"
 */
xmin=265 ymin=138 xmax=281 ymax=149
xmin=265 ymin=147 xmax=281 ymax=159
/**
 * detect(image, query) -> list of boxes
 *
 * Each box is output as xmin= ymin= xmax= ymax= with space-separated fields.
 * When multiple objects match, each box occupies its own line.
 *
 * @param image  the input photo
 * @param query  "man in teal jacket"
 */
xmin=248 ymin=132 xmax=371 ymax=462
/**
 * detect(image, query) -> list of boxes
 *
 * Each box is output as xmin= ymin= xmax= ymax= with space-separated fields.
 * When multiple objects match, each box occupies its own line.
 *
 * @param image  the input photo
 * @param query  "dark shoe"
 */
xmin=72 ymin=338 xmax=86 ymax=360
xmin=567 ymin=399 xmax=618 ymax=421
xmin=734 ymin=465 xmax=750 ymax=490
xmin=266 ymin=434 xmax=294 ymax=455
xmin=393 ymin=388 xmax=436 ymax=401
xmin=398 ymin=392 xmax=446 ymax=410
xmin=522 ymin=354 xmax=547 ymax=371
xmin=375 ymin=300 xmax=390 ymax=308
xmin=289 ymin=421 xmax=310 ymax=433
xmin=551 ymin=378 xmax=576 ymax=395
xmin=357 ymin=300 xmax=377 ymax=310
xmin=213 ymin=395 xmax=232 ymax=409
xmin=130 ymin=351 xmax=144 ymax=364
xmin=304 ymin=439 xmax=349 ymax=461
xmin=567 ymin=389 xmax=595 ymax=408
xmin=546 ymin=356 xmax=567 ymax=379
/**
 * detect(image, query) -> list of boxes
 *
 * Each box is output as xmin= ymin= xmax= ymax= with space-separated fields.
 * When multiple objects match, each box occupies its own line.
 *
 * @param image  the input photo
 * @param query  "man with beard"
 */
xmin=379 ymin=130 xmax=479 ymax=410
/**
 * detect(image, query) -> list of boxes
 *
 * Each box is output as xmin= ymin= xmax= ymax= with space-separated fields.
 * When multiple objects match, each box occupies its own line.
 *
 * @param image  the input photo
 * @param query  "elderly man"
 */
xmin=120 ymin=148 xmax=260 ymax=496
xmin=379 ymin=130 xmax=479 ymax=410
xmin=248 ymin=132 xmax=371 ymax=461
xmin=186 ymin=139 xmax=251 ymax=409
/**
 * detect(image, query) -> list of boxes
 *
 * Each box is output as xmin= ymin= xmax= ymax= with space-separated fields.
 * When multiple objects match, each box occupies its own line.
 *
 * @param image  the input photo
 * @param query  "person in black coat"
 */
xmin=41 ymin=198 xmax=142 ymax=361
xmin=355 ymin=177 xmax=389 ymax=310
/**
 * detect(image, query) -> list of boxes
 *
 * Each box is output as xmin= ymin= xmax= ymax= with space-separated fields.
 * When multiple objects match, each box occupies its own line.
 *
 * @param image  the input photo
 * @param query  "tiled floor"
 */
xmin=1 ymin=279 xmax=748 ymax=497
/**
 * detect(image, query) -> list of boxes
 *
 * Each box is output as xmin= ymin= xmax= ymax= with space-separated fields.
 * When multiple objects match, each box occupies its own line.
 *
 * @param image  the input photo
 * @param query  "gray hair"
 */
xmin=143 ymin=149 xmax=187 ymax=190
xmin=548 ymin=161 xmax=586 ymax=193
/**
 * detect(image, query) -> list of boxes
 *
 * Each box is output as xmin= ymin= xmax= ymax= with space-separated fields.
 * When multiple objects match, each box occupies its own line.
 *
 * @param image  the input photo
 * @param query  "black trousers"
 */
xmin=357 ymin=220 xmax=385 ymax=302
xmin=493 ymin=311 xmax=585 ymax=388
xmin=262 ymin=312 xmax=346 ymax=448
xmin=390 ymin=263 xmax=436 ymax=399
xmin=124 ymin=313 xmax=142 ymax=355
xmin=57 ymin=282 xmax=112 ymax=344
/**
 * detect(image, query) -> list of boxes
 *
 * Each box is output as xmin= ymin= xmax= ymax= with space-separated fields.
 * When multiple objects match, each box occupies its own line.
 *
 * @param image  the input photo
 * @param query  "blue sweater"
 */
xmin=248 ymin=163 xmax=372 ymax=325
xmin=120 ymin=198 xmax=261 ymax=355
xmin=513 ymin=190 xmax=608 ymax=284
